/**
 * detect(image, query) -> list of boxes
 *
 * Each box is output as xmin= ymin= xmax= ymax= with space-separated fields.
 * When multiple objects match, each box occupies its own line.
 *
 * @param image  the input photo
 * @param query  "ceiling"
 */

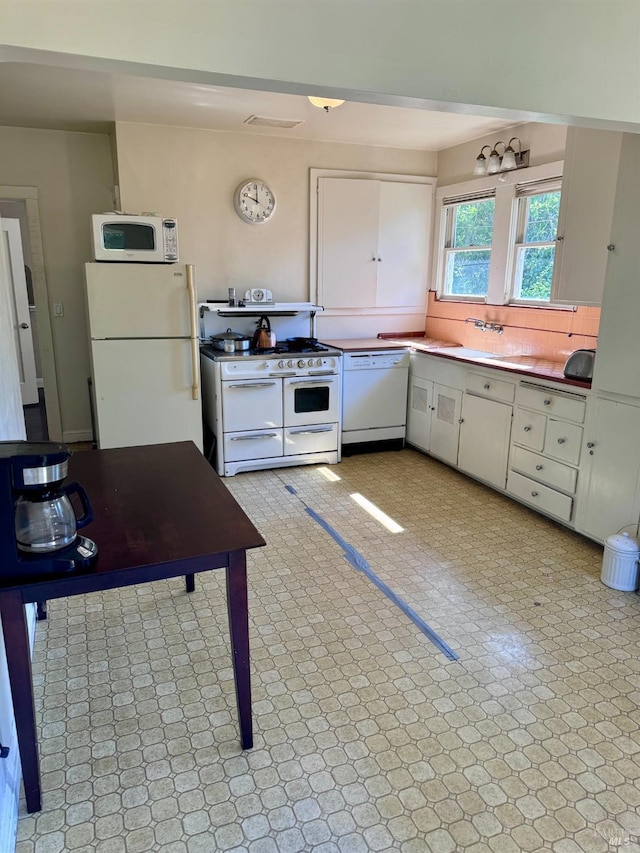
xmin=0 ymin=62 xmax=518 ymax=151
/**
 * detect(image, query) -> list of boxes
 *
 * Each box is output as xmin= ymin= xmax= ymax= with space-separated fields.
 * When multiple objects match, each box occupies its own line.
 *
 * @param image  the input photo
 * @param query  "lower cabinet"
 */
xmin=574 ymin=397 xmax=640 ymax=543
xmin=458 ymin=393 xmax=513 ymax=489
xmin=406 ymin=376 xmax=461 ymax=466
xmin=507 ymin=381 xmax=587 ymax=525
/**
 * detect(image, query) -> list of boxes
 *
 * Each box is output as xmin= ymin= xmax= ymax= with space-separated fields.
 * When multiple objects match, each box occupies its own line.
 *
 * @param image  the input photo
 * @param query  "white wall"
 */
xmin=0 ymin=2 xmax=639 ymax=129
xmin=116 ymin=122 xmax=435 ymax=304
xmin=0 ymin=127 xmax=114 ymax=440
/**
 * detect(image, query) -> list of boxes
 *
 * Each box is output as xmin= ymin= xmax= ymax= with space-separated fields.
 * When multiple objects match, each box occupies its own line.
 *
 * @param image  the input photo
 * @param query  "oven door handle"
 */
xmin=289 ymin=379 xmax=336 ymax=386
xmin=230 ymin=433 xmax=279 ymax=441
xmin=288 ymin=427 xmax=334 ymax=435
xmin=227 ymin=382 xmax=278 ymax=388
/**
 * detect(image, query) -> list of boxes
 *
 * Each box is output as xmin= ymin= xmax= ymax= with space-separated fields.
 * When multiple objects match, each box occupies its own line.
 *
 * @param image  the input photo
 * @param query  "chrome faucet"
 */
xmin=465 ymin=317 xmax=504 ymax=335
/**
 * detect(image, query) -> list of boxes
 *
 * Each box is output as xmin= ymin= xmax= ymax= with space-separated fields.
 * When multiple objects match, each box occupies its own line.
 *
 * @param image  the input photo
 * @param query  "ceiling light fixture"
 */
xmin=307 ymin=96 xmax=345 ymax=112
xmin=473 ymin=137 xmax=529 ymax=177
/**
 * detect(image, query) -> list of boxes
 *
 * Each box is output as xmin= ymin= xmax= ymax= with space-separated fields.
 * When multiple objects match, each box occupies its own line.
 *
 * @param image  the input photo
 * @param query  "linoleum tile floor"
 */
xmin=15 ymin=449 xmax=640 ymax=853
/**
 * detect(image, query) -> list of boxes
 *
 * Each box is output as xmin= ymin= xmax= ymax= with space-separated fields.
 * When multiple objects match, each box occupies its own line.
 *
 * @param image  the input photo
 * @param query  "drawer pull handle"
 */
xmin=523 ymin=426 xmax=532 ymax=432
xmin=543 ymin=399 xmax=551 ymax=406
xmin=535 ymin=464 xmax=544 ymax=471
xmin=557 ymin=438 xmax=566 ymax=444
xmin=483 ymin=383 xmax=491 ymax=390
xmin=531 ymin=491 xmax=539 ymax=497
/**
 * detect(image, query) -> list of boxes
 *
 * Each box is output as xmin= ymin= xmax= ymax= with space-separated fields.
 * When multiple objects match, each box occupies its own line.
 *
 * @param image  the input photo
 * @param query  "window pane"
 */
xmin=517 ymin=246 xmax=555 ymax=300
xmin=446 ymin=250 xmax=491 ymax=297
xmin=451 ymin=199 xmax=495 ymax=248
xmin=524 ymin=191 xmax=560 ymax=243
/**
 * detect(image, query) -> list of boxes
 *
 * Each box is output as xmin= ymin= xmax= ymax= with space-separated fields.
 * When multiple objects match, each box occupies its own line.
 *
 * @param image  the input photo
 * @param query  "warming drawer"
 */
xmin=224 ymin=428 xmax=284 ymax=462
xmin=284 ymin=424 xmax=339 ymax=456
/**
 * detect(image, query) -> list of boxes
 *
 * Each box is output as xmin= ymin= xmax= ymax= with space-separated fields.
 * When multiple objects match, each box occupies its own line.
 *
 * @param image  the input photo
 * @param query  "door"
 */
xmin=91 ymin=338 xmax=203 ymax=450
xmin=284 ymin=375 xmax=340 ymax=427
xmin=458 ymin=393 xmax=513 ymax=489
xmin=318 ymin=178 xmax=379 ymax=308
xmin=85 ymin=262 xmax=195 ymax=339
xmin=576 ymin=398 xmax=640 ymax=543
xmin=406 ymin=376 xmax=432 ymax=452
xmin=376 ymin=182 xmax=431 ymax=308
xmin=430 ymin=384 xmax=462 ymax=467
xmin=342 ymin=366 xmax=408 ymax=432
xmin=1 ymin=218 xmax=38 ymax=405
xmin=222 ymin=378 xmax=283 ymax=432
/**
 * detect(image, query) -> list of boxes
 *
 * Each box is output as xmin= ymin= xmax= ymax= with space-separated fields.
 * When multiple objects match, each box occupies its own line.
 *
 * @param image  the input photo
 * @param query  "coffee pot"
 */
xmin=0 ymin=441 xmax=98 ymax=577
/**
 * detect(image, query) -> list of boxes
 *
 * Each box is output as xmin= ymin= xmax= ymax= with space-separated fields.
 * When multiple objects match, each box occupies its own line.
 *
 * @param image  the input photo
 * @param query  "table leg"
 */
xmin=0 ymin=590 xmax=41 ymax=813
xmin=226 ymin=551 xmax=253 ymax=749
xmin=185 ymin=575 xmax=195 ymax=593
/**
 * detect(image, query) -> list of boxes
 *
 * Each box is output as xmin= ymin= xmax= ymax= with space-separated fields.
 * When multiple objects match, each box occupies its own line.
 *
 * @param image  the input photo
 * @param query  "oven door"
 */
xmin=222 ymin=378 xmax=283 ymax=432
xmin=284 ymin=375 xmax=340 ymax=427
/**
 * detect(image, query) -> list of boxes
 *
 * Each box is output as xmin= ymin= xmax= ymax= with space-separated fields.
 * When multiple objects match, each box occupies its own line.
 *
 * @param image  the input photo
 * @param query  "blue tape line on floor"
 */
xmin=285 ymin=485 xmax=297 ymax=495
xmin=304 ymin=506 xmax=459 ymax=661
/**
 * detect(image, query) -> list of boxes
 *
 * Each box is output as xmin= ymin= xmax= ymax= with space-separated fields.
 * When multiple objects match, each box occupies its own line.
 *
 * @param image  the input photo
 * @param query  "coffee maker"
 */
xmin=0 ymin=441 xmax=98 ymax=577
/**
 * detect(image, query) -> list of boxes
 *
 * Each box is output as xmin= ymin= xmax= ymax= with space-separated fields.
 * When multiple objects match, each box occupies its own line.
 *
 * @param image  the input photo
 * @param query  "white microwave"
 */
xmin=91 ymin=214 xmax=179 ymax=263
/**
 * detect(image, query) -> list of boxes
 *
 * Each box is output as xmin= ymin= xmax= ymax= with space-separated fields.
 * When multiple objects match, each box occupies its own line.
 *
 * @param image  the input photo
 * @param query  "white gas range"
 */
xmin=200 ymin=343 xmax=343 ymax=476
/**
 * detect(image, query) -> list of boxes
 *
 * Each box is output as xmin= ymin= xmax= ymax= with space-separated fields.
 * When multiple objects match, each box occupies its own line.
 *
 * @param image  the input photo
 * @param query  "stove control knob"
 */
xmin=278 ymin=360 xmax=286 ymax=369
xmin=316 ymin=358 xmax=323 ymax=366
xmin=287 ymin=360 xmax=294 ymax=368
xmin=298 ymin=359 xmax=306 ymax=368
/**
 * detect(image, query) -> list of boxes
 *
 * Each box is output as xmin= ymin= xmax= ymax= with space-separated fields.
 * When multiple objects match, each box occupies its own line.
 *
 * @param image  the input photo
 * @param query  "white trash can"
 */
xmin=601 ymin=531 xmax=640 ymax=591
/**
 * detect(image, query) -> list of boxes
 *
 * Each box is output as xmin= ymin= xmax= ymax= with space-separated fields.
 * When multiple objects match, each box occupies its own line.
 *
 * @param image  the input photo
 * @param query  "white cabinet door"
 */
xmin=430 ymin=383 xmax=462 ymax=467
xmin=550 ymin=128 xmax=622 ymax=307
xmin=406 ymin=375 xmax=432 ymax=452
xmin=376 ymin=182 xmax=431 ymax=308
xmin=458 ymin=394 xmax=513 ymax=489
xmin=318 ymin=178 xmax=379 ymax=308
xmin=591 ymin=133 xmax=640 ymax=398
xmin=575 ymin=397 xmax=640 ymax=543
xmin=318 ymin=177 xmax=431 ymax=311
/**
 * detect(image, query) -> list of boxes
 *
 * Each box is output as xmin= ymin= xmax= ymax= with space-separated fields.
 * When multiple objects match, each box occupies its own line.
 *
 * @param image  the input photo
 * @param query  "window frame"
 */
xmin=434 ymin=160 xmax=565 ymax=307
xmin=441 ymin=193 xmax=495 ymax=302
xmin=508 ymin=179 xmax=563 ymax=306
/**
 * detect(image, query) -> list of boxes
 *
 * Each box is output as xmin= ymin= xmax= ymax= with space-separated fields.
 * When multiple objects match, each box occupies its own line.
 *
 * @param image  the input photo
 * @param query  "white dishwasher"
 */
xmin=342 ymin=349 xmax=410 ymax=446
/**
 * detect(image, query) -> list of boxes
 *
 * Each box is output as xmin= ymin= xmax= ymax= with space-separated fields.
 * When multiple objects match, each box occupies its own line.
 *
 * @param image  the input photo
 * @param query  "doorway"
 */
xmin=0 ymin=188 xmax=62 ymax=441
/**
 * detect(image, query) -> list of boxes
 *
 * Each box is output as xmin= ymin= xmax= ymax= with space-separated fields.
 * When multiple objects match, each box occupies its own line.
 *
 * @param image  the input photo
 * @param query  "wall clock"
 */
xmin=233 ymin=179 xmax=276 ymax=224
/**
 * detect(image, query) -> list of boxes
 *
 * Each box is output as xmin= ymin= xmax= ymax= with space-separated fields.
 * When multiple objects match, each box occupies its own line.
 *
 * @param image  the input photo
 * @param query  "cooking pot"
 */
xmin=210 ymin=329 xmax=252 ymax=352
xmin=252 ymin=316 xmax=276 ymax=350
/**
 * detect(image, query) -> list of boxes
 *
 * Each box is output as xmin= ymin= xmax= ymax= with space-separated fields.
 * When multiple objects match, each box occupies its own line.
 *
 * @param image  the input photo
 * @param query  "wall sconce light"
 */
xmin=307 ymin=96 xmax=345 ymax=112
xmin=473 ymin=137 xmax=529 ymax=176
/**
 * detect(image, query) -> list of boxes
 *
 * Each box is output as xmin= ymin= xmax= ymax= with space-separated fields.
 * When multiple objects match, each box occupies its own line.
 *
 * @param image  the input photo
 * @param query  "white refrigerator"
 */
xmin=85 ymin=262 xmax=203 ymax=451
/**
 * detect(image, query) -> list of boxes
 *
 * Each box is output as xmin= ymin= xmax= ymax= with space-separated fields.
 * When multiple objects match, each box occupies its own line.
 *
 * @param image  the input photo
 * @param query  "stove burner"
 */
xmin=255 ymin=343 xmax=330 ymax=355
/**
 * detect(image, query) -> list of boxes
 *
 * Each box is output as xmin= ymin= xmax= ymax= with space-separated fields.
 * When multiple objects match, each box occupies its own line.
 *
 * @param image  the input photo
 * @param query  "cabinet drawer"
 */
xmin=467 ymin=372 xmax=516 ymax=403
xmin=284 ymin=424 xmax=338 ymax=456
xmin=507 ymin=471 xmax=574 ymax=522
xmin=517 ymin=383 xmax=586 ymax=423
xmin=513 ymin=408 xmax=546 ymax=451
xmin=224 ymin=429 xmax=284 ymax=462
xmin=544 ymin=419 xmax=583 ymax=465
xmin=510 ymin=445 xmax=578 ymax=494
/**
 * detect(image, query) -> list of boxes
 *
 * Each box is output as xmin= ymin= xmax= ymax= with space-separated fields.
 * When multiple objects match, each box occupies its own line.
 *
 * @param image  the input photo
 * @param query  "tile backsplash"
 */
xmin=424 ymin=292 xmax=599 ymax=363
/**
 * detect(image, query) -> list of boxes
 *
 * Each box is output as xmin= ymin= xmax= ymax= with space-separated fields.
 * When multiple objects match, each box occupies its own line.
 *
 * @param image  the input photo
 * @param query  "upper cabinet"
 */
xmin=550 ymin=127 xmax=623 ymax=306
xmin=591 ymin=133 xmax=640 ymax=398
xmin=314 ymin=173 xmax=434 ymax=311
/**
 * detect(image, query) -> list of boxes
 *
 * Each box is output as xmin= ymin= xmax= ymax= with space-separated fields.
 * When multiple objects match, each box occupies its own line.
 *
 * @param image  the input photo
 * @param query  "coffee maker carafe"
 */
xmin=0 ymin=441 xmax=98 ymax=576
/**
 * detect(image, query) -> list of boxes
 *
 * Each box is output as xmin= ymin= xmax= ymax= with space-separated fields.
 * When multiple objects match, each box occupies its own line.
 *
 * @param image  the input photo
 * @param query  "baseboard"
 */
xmin=62 ymin=429 xmax=93 ymax=443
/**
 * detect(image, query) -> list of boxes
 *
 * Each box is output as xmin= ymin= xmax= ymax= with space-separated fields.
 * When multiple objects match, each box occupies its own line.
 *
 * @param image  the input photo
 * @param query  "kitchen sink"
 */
xmin=432 ymin=347 xmax=504 ymax=359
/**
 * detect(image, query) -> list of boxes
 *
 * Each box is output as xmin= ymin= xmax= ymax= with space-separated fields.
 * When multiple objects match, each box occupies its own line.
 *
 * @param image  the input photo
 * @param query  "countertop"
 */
xmin=325 ymin=336 xmax=592 ymax=390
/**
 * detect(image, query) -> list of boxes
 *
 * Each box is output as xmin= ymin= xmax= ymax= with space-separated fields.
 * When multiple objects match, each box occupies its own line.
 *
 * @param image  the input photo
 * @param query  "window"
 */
xmin=511 ymin=186 xmax=561 ymax=302
xmin=436 ymin=165 xmax=563 ymax=306
xmin=442 ymin=197 xmax=495 ymax=299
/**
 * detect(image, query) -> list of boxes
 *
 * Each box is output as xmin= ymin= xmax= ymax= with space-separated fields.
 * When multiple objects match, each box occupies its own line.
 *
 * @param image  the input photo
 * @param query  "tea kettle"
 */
xmin=252 ymin=316 xmax=276 ymax=350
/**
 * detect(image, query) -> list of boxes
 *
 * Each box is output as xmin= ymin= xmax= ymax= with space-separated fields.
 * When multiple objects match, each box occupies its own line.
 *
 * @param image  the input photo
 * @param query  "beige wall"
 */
xmin=0 ymin=127 xmax=114 ymax=439
xmin=1 ymin=2 xmax=639 ymax=129
xmin=437 ymin=122 xmax=568 ymax=187
xmin=115 ymin=122 xmax=435 ymax=303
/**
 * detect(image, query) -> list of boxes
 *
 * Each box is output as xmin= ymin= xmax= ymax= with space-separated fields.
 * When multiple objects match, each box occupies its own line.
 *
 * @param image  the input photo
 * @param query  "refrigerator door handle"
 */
xmin=186 ymin=264 xmax=199 ymax=400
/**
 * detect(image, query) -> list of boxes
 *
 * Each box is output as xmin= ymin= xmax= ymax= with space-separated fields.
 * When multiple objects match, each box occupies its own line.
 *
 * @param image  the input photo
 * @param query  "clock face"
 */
xmin=234 ymin=179 xmax=276 ymax=224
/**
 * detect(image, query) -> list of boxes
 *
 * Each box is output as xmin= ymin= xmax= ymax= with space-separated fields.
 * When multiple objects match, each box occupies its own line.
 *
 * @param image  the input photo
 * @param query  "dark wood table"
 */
xmin=0 ymin=441 xmax=265 ymax=813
